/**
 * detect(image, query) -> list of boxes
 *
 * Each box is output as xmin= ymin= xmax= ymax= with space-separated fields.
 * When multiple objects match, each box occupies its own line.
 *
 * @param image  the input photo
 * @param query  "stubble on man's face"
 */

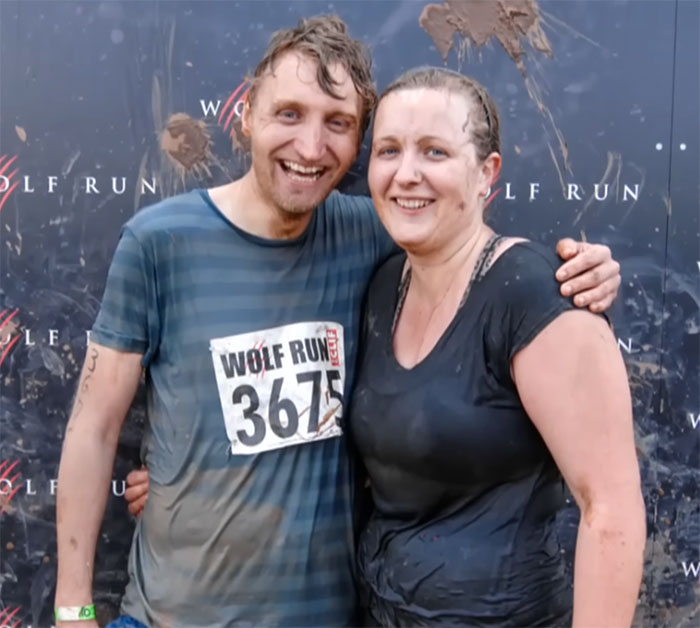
xmin=244 ymin=51 xmax=363 ymax=217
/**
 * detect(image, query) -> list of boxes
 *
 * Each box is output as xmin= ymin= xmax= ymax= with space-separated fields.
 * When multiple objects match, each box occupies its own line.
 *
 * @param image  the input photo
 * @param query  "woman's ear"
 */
xmin=482 ymin=151 xmax=502 ymax=191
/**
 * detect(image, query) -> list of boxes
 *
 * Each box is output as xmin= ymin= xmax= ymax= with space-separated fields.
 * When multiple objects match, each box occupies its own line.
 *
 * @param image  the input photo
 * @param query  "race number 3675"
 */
xmin=210 ymin=322 xmax=346 ymax=455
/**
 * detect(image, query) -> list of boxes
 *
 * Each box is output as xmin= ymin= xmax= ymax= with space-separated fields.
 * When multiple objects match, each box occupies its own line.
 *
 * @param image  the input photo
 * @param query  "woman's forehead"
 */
xmin=375 ymin=88 xmax=472 ymax=137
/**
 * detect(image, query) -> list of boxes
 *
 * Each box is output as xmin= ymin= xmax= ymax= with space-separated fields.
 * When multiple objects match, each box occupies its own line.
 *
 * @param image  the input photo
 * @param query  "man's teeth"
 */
xmin=395 ymin=198 xmax=431 ymax=209
xmin=283 ymin=161 xmax=324 ymax=175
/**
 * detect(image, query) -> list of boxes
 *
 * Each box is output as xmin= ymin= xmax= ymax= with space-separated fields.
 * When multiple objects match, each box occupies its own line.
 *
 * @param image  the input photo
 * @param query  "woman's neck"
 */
xmin=406 ymin=222 xmax=493 ymax=306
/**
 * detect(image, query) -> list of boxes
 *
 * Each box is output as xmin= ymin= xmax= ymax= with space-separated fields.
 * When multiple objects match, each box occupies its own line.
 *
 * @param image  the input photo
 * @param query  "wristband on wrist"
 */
xmin=55 ymin=605 xmax=96 ymax=622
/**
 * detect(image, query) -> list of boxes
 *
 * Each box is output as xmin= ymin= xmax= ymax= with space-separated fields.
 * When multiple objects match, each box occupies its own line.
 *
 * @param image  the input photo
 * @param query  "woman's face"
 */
xmin=368 ymin=87 xmax=494 ymax=256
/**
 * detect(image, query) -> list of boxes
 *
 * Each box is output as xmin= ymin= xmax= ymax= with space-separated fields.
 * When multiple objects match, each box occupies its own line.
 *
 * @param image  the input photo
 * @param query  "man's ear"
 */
xmin=241 ymin=98 xmax=253 ymax=138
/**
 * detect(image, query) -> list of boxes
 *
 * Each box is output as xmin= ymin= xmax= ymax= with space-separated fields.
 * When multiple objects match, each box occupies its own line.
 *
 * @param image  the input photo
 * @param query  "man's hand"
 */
xmin=125 ymin=468 xmax=150 ymax=517
xmin=555 ymin=238 xmax=621 ymax=312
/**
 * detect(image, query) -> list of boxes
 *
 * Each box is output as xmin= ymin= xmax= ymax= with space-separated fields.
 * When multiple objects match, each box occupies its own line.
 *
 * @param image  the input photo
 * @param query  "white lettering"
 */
xmin=85 ymin=177 xmax=99 ymax=194
xmin=0 ymin=478 xmax=12 ymax=494
xmin=594 ymin=183 xmax=609 ymax=201
xmin=25 ymin=478 xmax=36 ymax=495
xmin=24 ymin=329 xmax=35 ymax=346
xmin=623 ymin=184 xmax=639 ymax=202
xmin=689 ymin=413 xmax=700 ymax=429
xmin=199 ymin=99 xmax=222 ymax=116
xmin=111 ymin=176 xmax=127 ymax=195
xmin=234 ymin=99 xmax=246 ymax=118
xmin=567 ymin=183 xmax=583 ymax=201
xmin=50 ymin=478 xmax=58 ymax=495
xmin=85 ymin=330 xmax=92 ymax=344
xmin=112 ymin=480 xmax=126 ymax=497
xmin=0 ymin=175 xmax=9 ymax=193
xmin=48 ymin=175 xmax=58 ymax=193
xmin=23 ymin=175 xmax=35 ymax=193
xmin=505 ymin=182 xmax=516 ymax=200
xmin=617 ymin=337 xmax=633 ymax=354
xmin=141 ymin=177 xmax=156 ymax=194
xmin=529 ymin=182 xmax=540 ymax=201
xmin=681 ymin=561 xmax=699 ymax=578
xmin=49 ymin=329 xmax=59 ymax=346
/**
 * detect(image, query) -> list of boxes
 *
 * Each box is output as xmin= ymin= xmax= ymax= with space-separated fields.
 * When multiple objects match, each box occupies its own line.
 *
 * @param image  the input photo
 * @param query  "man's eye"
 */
xmin=279 ymin=110 xmax=299 ymax=120
xmin=329 ymin=118 xmax=350 ymax=130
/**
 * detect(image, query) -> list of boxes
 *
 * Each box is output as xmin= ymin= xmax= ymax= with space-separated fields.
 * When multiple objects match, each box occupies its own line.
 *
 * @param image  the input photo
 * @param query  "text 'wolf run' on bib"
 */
xmin=210 ymin=321 xmax=345 ymax=455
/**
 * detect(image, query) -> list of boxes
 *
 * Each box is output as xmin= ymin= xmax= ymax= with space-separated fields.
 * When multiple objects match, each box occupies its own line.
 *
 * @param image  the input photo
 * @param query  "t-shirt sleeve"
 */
xmin=493 ymin=242 xmax=578 ymax=363
xmin=343 ymin=194 xmax=400 ymax=263
xmin=91 ymin=226 xmax=160 ymax=366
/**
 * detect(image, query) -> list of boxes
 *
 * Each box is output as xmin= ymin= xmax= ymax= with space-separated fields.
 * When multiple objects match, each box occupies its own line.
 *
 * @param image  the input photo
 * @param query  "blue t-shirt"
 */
xmin=91 ymin=189 xmax=395 ymax=627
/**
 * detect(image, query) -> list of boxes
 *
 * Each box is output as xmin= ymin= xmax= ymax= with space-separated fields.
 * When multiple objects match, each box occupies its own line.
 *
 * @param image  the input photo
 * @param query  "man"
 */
xmin=55 ymin=15 xmax=621 ymax=628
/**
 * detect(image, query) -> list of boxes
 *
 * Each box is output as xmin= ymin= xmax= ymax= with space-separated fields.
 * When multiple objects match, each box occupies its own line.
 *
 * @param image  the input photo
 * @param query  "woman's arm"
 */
xmin=511 ymin=310 xmax=646 ymax=628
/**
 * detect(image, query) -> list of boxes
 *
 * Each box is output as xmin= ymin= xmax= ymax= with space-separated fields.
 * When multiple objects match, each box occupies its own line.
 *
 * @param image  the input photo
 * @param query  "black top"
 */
xmin=349 ymin=241 xmax=577 ymax=627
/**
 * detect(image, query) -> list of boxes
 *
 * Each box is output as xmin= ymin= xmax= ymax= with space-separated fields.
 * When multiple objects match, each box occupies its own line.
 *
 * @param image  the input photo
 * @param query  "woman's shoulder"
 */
xmin=488 ymin=238 xmax=562 ymax=281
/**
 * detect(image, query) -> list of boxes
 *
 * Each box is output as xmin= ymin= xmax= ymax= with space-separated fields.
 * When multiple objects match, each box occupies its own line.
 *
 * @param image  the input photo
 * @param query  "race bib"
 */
xmin=210 ymin=322 xmax=345 ymax=455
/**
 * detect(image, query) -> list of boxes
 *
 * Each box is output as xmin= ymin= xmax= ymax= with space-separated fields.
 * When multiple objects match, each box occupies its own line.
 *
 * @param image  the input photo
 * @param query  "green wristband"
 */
xmin=55 ymin=605 xmax=96 ymax=621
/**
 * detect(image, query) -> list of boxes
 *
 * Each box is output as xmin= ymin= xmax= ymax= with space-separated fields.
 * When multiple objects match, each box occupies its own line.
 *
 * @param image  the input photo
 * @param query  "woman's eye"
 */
xmin=279 ymin=110 xmax=299 ymax=120
xmin=378 ymin=147 xmax=398 ymax=157
xmin=427 ymin=148 xmax=447 ymax=157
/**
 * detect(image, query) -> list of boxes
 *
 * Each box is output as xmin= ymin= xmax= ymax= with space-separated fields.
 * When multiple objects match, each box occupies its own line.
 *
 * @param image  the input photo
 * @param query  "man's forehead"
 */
xmin=259 ymin=51 xmax=360 ymax=111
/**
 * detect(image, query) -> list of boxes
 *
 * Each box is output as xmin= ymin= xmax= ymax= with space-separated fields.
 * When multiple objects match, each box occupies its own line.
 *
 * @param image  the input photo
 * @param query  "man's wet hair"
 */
xmin=247 ymin=15 xmax=378 ymax=139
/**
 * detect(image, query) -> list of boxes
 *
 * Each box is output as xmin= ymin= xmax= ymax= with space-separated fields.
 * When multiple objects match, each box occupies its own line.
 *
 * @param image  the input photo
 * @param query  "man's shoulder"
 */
xmin=321 ymin=190 xmax=376 ymax=222
xmin=124 ymin=189 xmax=211 ymax=239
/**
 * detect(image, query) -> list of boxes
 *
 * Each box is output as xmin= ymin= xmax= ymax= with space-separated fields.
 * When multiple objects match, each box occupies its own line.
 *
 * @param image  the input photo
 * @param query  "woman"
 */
xmin=350 ymin=67 xmax=646 ymax=627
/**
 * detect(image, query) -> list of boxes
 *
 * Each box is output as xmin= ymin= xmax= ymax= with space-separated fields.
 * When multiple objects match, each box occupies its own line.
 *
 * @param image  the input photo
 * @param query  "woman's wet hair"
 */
xmin=379 ymin=67 xmax=501 ymax=162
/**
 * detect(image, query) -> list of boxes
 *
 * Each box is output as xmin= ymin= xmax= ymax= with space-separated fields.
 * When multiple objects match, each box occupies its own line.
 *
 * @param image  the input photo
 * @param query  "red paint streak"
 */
xmin=0 ymin=308 xmax=20 ymax=332
xmin=0 ymin=334 xmax=21 ymax=369
xmin=1 ymin=484 xmax=23 ymax=514
xmin=218 ymin=80 xmax=249 ymax=125
xmin=0 ymin=155 xmax=18 ymax=177
xmin=0 ymin=460 xmax=23 ymax=514
xmin=223 ymin=85 xmax=251 ymax=133
xmin=0 ymin=159 xmax=20 ymax=215
xmin=0 ymin=606 xmax=22 ymax=628
xmin=0 ymin=460 xmax=20 ymax=480
xmin=484 ymin=187 xmax=502 ymax=209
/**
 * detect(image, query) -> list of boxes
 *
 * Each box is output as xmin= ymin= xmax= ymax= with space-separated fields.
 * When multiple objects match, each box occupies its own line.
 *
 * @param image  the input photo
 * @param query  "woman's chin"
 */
xmin=389 ymin=230 xmax=432 ymax=254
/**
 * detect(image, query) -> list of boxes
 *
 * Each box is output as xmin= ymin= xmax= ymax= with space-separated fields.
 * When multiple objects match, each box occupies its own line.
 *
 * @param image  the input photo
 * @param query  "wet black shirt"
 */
xmin=350 ymin=242 xmax=576 ymax=627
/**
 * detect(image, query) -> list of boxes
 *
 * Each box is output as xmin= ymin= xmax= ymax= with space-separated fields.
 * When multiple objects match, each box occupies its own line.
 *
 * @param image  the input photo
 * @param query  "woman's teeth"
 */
xmin=394 ymin=198 xmax=431 ymax=209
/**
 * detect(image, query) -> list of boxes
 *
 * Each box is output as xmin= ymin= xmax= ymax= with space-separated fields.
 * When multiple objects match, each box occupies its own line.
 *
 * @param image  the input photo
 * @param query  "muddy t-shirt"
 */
xmin=349 ymin=242 xmax=577 ymax=627
xmin=91 ymin=189 xmax=395 ymax=627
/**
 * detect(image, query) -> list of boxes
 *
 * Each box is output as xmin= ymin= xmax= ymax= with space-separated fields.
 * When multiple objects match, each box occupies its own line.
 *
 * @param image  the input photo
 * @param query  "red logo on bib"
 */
xmin=327 ymin=329 xmax=340 ymax=367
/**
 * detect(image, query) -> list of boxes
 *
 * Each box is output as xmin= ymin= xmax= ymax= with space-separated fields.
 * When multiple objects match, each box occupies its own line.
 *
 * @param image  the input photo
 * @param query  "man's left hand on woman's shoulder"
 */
xmin=554 ymin=238 xmax=621 ymax=313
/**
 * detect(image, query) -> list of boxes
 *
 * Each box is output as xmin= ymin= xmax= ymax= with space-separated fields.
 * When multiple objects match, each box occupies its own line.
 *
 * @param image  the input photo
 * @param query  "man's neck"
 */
xmin=208 ymin=172 xmax=314 ymax=240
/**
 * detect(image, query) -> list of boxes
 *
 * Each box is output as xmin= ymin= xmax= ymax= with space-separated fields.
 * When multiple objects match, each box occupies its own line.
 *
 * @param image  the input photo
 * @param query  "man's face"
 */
xmin=243 ymin=51 xmax=362 ymax=215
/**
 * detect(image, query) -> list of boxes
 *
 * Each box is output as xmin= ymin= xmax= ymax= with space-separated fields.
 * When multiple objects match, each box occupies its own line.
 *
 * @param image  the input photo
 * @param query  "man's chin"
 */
xmin=276 ymin=191 xmax=333 ymax=215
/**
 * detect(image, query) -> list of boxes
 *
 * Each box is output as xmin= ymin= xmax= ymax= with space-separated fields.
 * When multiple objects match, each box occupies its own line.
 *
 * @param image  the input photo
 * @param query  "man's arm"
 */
xmin=55 ymin=342 xmax=143 ymax=626
xmin=555 ymin=238 xmax=621 ymax=312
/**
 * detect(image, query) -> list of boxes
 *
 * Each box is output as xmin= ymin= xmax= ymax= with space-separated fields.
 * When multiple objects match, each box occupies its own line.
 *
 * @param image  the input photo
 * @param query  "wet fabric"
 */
xmin=105 ymin=616 xmax=148 ymax=628
xmin=349 ymin=241 xmax=578 ymax=626
xmin=92 ymin=189 xmax=395 ymax=627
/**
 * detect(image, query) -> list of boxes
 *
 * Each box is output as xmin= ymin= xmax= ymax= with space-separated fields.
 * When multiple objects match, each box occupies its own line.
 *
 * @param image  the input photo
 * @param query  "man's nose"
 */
xmin=295 ymin=121 xmax=325 ymax=162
